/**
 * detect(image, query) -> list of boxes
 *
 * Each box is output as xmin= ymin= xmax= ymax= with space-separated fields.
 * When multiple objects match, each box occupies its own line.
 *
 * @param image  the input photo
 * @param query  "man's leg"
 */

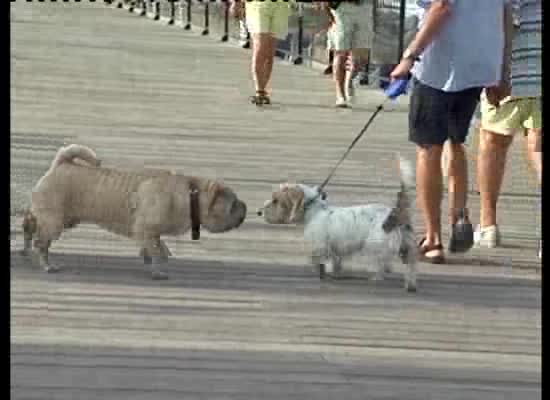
xmin=416 ymin=144 xmax=444 ymax=248
xmin=477 ymin=129 xmax=513 ymax=228
xmin=446 ymin=87 xmax=483 ymax=253
xmin=447 ymin=142 xmax=472 ymax=225
xmin=408 ymin=79 xmax=449 ymax=262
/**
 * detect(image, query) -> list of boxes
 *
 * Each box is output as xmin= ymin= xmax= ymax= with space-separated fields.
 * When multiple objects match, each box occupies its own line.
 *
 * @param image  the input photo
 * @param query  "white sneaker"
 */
xmin=473 ymin=225 xmax=501 ymax=248
xmin=335 ymin=97 xmax=350 ymax=108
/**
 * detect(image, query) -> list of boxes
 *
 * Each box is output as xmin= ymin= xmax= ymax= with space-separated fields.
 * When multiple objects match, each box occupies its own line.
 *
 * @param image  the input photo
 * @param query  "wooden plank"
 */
xmin=10 ymin=2 xmax=541 ymax=399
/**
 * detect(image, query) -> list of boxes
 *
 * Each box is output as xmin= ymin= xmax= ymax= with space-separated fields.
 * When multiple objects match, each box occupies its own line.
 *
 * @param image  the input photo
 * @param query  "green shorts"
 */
xmin=327 ymin=2 xmax=373 ymax=51
xmin=480 ymin=94 xmax=542 ymax=136
xmin=245 ymin=1 xmax=292 ymax=40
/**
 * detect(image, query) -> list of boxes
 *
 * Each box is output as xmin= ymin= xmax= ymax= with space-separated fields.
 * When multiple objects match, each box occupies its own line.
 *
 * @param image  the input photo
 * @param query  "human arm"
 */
xmin=485 ymin=1 xmax=514 ymax=106
xmin=390 ymin=0 xmax=452 ymax=79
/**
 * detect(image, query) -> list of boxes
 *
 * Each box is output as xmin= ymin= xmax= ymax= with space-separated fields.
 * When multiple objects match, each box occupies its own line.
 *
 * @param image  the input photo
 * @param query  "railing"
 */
xmin=108 ymin=0 xmax=414 ymax=73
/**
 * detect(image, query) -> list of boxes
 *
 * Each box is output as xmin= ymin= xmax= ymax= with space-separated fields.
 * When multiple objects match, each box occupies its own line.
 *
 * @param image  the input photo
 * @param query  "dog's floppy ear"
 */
xmin=287 ymin=187 xmax=305 ymax=223
xmin=207 ymin=181 xmax=224 ymax=212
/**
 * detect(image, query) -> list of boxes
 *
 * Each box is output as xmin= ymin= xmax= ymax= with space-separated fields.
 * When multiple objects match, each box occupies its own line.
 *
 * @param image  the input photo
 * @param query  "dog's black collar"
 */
xmin=189 ymin=182 xmax=201 ymax=240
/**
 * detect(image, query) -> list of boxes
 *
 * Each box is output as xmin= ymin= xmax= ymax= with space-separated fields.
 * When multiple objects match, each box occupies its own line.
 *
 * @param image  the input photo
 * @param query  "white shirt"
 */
xmin=412 ymin=0 xmax=508 ymax=92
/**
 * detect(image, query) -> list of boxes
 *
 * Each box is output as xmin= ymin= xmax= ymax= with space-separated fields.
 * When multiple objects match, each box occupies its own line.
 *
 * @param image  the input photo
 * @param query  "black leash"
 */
xmin=319 ymin=104 xmax=384 ymax=191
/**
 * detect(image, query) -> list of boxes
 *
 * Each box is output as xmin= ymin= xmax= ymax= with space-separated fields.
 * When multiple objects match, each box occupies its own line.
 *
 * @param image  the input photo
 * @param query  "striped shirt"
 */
xmin=510 ymin=0 xmax=541 ymax=98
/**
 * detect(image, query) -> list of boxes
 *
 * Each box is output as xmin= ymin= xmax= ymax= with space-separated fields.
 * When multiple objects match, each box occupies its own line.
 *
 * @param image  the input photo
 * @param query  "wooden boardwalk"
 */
xmin=11 ymin=2 xmax=541 ymax=399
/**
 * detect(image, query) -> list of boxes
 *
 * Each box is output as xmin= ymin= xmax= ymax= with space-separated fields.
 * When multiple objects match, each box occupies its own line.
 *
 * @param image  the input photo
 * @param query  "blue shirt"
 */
xmin=412 ymin=0 xmax=508 ymax=92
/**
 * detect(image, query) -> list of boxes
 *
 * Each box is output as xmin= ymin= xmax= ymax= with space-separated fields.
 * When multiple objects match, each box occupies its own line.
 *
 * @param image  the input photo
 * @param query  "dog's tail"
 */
xmin=50 ymin=144 xmax=101 ymax=170
xmin=382 ymin=154 xmax=415 ymax=233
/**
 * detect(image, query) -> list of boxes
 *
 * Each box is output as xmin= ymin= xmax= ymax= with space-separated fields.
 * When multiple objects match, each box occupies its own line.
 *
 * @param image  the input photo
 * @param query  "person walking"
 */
xmin=474 ymin=0 xmax=542 ymax=258
xmin=230 ymin=0 xmax=293 ymax=105
xmin=390 ymin=0 xmax=510 ymax=263
xmin=321 ymin=0 xmax=373 ymax=108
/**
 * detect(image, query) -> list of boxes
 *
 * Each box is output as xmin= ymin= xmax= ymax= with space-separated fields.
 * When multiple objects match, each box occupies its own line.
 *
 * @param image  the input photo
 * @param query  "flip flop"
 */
xmin=250 ymin=91 xmax=271 ymax=106
xmin=418 ymin=237 xmax=445 ymax=264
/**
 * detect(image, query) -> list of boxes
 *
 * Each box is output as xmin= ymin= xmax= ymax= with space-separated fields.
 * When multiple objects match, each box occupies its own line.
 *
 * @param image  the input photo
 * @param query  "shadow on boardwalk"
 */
xmin=10 ymin=2 xmax=541 ymax=399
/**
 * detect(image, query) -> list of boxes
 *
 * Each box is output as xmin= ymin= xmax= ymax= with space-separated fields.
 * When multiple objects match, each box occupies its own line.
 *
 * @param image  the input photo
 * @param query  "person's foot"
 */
xmin=250 ymin=91 xmax=270 ymax=106
xmin=418 ymin=238 xmax=445 ymax=264
xmin=323 ymin=65 xmax=333 ymax=75
xmin=240 ymin=40 xmax=250 ymax=49
xmin=448 ymin=220 xmax=474 ymax=253
xmin=538 ymin=239 xmax=542 ymax=259
xmin=473 ymin=225 xmax=502 ymax=248
xmin=448 ymin=209 xmax=474 ymax=253
xmin=335 ymin=97 xmax=350 ymax=108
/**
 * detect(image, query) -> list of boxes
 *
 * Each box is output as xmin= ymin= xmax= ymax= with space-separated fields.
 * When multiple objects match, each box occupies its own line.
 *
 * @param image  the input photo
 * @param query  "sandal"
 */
xmin=418 ymin=237 xmax=445 ymax=264
xmin=250 ymin=90 xmax=271 ymax=106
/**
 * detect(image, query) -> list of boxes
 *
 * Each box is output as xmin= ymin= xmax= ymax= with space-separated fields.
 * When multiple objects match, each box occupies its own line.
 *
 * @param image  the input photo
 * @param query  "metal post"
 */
xmin=221 ymin=1 xmax=229 ymax=42
xmin=202 ymin=0 xmax=209 ymax=36
xmin=167 ymin=0 xmax=175 ymax=24
xmin=184 ymin=0 xmax=192 ymax=30
xmin=293 ymin=5 xmax=304 ymax=65
xmin=397 ymin=0 xmax=406 ymax=64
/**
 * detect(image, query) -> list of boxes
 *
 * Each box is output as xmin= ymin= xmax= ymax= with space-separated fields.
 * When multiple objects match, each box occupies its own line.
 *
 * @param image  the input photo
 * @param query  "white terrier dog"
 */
xmin=258 ymin=156 xmax=418 ymax=292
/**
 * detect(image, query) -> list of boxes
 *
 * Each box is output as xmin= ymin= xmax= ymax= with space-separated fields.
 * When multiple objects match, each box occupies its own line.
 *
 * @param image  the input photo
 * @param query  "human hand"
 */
xmin=390 ymin=58 xmax=414 ymax=81
xmin=485 ymin=81 xmax=511 ymax=107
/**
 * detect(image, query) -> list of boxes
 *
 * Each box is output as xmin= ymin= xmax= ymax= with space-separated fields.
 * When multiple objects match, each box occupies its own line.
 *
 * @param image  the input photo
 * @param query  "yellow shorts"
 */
xmin=480 ymin=94 xmax=542 ymax=136
xmin=245 ymin=1 xmax=291 ymax=40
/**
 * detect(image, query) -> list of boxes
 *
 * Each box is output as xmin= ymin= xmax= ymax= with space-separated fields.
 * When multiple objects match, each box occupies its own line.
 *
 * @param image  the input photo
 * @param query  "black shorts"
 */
xmin=409 ymin=78 xmax=483 ymax=146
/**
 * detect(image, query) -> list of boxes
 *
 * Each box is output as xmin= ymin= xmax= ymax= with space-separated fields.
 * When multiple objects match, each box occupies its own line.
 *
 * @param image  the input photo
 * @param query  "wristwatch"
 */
xmin=402 ymin=48 xmax=421 ymax=62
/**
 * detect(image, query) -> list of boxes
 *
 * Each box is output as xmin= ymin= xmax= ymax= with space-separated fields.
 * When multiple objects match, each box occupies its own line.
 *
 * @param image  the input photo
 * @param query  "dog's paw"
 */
xmin=151 ymin=270 xmax=169 ymax=280
xmin=405 ymin=281 xmax=417 ymax=293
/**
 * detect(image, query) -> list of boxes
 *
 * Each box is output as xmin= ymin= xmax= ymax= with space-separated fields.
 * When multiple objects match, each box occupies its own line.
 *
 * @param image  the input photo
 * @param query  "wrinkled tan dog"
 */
xmin=20 ymin=144 xmax=247 ymax=279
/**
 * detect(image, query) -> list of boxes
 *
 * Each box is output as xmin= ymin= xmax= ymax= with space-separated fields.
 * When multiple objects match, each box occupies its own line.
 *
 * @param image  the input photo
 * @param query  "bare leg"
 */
xmin=333 ymin=50 xmax=350 ymax=102
xmin=526 ymin=128 xmax=542 ymax=258
xmin=447 ymin=143 xmax=471 ymax=225
xmin=344 ymin=53 xmax=354 ymax=100
xmin=416 ymin=145 xmax=444 ymax=249
xmin=526 ymin=128 xmax=542 ymax=185
xmin=251 ymin=33 xmax=275 ymax=94
xmin=477 ymin=129 xmax=513 ymax=228
xmin=263 ymin=36 xmax=277 ymax=95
